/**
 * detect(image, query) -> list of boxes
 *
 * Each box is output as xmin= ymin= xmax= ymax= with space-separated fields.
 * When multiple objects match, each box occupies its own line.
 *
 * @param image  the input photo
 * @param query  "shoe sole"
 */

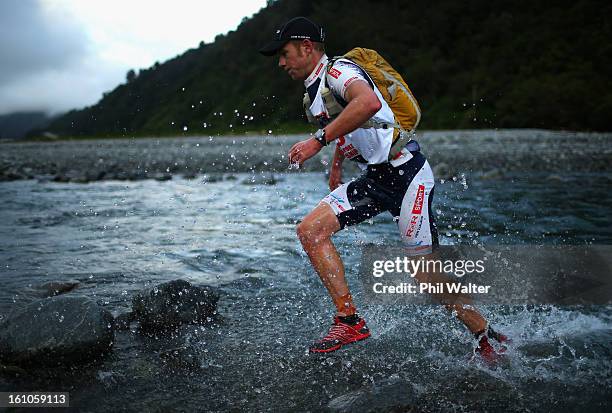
xmin=309 ymin=331 xmax=371 ymax=353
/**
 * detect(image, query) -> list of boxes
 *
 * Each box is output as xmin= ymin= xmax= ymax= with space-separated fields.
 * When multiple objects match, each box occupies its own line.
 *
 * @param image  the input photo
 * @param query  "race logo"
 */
xmin=405 ymin=215 xmax=423 ymax=238
xmin=405 ymin=185 xmax=426 ymax=238
xmin=328 ymin=67 xmax=342 ymax=79
xmin=326 ymin=193 xmax=346 ymax=212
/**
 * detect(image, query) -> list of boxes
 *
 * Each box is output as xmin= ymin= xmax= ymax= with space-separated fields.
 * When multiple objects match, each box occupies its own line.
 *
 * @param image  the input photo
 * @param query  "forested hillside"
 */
xmin=40 ymin=0 xmax=611 ymax=137
xmin=0 ymin=112 xmax=50 ymax=139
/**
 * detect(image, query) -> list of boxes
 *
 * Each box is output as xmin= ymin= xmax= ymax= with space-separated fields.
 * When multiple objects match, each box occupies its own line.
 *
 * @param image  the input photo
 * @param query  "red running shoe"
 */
xmin=309 ymin=316 xmax=371 ymax=353
xmin=488 ymin=329 xmax=511 ymax=349
xmin=475 ymin=328 xmax=511 ymax=365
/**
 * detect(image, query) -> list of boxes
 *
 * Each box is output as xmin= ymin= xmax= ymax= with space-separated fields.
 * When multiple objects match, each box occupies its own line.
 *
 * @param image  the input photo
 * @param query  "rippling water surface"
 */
xmin=1 ymin=132 xmax=611 ymax=412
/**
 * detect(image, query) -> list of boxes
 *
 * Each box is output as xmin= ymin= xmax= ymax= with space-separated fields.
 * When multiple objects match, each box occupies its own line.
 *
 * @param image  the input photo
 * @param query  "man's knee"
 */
xmin=296 ymin=221 xmax=307 ymax=242
xmin=296 ymin=220 xmax=315 ymax=246
xmin=296 ymin=203 xmax=340 ymax=247
xmin=296 ymin=219 xmax=328 ymax=247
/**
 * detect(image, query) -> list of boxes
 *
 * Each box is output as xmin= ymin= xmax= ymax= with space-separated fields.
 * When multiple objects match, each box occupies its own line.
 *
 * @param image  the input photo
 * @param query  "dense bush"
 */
xmin=42 ymin=0 xmax=611 ymax=137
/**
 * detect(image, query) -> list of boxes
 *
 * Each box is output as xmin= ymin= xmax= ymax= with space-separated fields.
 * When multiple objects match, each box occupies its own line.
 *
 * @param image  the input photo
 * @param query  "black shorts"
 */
xmin=321 ymin=152 xmax=439 ymax=254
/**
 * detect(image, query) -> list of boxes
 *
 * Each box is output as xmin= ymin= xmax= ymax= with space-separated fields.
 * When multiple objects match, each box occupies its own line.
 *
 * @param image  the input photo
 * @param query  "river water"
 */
xmin=0 ymin=131 xmax=611 ymax=411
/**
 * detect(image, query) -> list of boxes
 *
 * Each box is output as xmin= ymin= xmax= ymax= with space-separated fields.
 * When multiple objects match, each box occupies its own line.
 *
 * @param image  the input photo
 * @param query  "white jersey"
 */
xmin=304 ymin=54 xmax=413 ymax=168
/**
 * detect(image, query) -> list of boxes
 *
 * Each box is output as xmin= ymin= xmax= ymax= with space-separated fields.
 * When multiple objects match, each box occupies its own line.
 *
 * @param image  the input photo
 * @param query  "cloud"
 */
xmin=0 ymin=0 xmax=98 ymax=114
xmin=0 ymin=0 xmax=268 ymax=116
xmin=0 ymin=0 xmax=90 ymax=85
xmin=0 ymin=61 xmax=124 ymax=116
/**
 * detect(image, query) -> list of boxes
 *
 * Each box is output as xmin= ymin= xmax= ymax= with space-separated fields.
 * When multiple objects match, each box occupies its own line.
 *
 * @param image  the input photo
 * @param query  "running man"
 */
xmin=259 ymin=17 xmax=508 ymax=361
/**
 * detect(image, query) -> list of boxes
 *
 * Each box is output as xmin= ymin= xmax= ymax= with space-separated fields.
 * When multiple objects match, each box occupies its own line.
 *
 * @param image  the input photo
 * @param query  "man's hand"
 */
xmin=329 ymin=161 xmax=343 ymax=191
xmin=328 ymin=144 xmax=345 ymax=191
xmin=288 ymin=137 xmax=322 ymax=166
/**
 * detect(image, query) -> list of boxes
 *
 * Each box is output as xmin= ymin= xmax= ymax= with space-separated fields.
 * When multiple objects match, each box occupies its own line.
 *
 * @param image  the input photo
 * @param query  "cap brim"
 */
xmin=259 ymin=40 xmax=287 ymax=56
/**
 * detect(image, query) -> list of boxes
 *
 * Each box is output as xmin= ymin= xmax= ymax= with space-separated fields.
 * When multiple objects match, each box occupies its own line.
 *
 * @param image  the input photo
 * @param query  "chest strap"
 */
xmin=303 ymin=62 xmax=414 ymax=161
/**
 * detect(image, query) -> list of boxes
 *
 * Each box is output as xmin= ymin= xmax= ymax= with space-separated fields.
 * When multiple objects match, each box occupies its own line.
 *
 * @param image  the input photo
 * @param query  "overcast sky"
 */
xmin=0 ymin=0 xmax=268 ymax=116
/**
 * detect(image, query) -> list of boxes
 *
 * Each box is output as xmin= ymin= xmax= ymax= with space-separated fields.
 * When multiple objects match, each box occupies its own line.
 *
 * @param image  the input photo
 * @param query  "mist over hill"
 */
xmin=37 ymin=0 xmax=611 ymax=138
xmin=0 ymin=111 xmax=51 ymax=140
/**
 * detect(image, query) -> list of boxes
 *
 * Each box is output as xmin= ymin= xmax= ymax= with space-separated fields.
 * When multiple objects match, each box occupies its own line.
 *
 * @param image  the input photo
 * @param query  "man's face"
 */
xmin=278 ymin=41 xmax=310 ymax=81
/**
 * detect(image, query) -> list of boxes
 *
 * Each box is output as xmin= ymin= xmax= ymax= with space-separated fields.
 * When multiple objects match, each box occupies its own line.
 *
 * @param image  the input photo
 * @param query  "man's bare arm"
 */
xmin=323 ymin=80 xmax=381 ymax=142
xmin=288 ymin=80 xmax=380 ymax=165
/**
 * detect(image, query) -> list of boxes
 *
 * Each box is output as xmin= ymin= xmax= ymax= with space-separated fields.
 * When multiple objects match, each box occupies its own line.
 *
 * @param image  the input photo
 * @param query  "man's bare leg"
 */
xmin=297 ymin=202 xmax=371 ymax=353
xmin=296 ymin=202 xmax=356 ymax=316
xmin=412 ymin=251 xmax=487 ymax=334
xmin=448 ymin=302 xmax=487 ymax=335
xmin=410 ymin=251 xmax=509 ymax=363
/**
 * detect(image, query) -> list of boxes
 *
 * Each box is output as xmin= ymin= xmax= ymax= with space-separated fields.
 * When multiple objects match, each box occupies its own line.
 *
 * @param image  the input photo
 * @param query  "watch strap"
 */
xmin=314 ymin=128 xmax=327 ymax=147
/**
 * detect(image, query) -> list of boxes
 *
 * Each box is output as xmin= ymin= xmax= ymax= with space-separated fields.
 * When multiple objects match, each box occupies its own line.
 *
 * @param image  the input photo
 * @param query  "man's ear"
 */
xmin=302 ymin=39 xmax=314 ymax=55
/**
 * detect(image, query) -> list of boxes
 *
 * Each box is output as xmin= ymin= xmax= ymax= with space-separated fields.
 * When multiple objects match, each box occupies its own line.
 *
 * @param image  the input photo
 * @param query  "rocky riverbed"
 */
xmin=1 ymin=130 xmax=611 ymax=183
xmin=1 ymin=129 xmax=611 ymax=411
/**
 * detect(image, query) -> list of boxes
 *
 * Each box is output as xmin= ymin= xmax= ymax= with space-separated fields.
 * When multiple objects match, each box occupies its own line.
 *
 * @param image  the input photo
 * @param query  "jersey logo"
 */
xmin=405 ymin=215 xmax=423 ymax=238
xmin=343 ymin=76 xmax=358 ymax=88
xmin=405 ymin=185 xmax=426 ymax=238
xmin=328 ymin=67 xmax=342 ymax=79
xmin=314 ymin=63 xmax=324 ymax=77
xmin=336 ymin=135 xmax=359 ymax=159
xmin=412 ymin=185 xmax=425 ymax=214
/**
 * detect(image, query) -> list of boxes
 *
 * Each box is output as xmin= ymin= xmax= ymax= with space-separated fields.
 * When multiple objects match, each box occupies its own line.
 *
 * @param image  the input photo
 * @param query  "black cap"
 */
xmin=259 ymin=17 xmax=325 ymax=56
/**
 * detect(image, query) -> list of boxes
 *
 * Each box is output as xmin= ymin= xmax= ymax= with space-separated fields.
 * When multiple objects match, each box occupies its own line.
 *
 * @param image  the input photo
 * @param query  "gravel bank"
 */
xmin=1 ymin=130 xmax=610 ymax=183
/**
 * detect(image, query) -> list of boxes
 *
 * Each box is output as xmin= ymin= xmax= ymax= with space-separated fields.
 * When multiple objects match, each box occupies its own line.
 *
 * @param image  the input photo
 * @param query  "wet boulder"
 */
xmin=0 ymin=167 xmax=29 ymax=181
xmin=132 ymin=279 xmax=219 ymax=333
xmin=327 ymin=376 xmax=418 ymax=413
xmin=24 ymin=280 xmax=80 ymax=298
xmin=0 ymin=296 xmax=114 ymax=366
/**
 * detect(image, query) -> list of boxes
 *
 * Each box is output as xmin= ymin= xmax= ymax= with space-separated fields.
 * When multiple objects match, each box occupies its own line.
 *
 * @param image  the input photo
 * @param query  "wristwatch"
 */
xmin=313 ymin=128 xmax=328 ymax=147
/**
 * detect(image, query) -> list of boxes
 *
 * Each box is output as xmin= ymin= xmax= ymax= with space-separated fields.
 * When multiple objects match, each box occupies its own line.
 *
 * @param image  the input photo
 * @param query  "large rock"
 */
xmin=23 ymin=280 xmax=80 ymax=298
xmin=0 ymin=296 xmax=114 ymax=366
xmin=132 ymin=279 xmax=219 ymax=333
xmin=327 ymin=376 xmax=418 ymax=413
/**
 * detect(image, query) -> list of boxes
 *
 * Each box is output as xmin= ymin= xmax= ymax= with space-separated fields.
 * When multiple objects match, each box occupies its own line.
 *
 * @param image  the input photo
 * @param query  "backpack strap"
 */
xmin=303 ymin=92 xmax=318 ymax=125
xmin=322 ymin=57 xmax=414 ymax=161
xmin=323 ymin=58 xmax=401 ymax=130
xmin=388 ymin=129 xmax=416 ymax=160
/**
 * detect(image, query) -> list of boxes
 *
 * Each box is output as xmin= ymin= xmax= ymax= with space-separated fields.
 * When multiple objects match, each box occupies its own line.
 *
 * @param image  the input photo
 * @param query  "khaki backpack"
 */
xmin=304 ymin=48 xmax=421 ymax=159
xmin=342 ymin=47 xmax=421 ymax=132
